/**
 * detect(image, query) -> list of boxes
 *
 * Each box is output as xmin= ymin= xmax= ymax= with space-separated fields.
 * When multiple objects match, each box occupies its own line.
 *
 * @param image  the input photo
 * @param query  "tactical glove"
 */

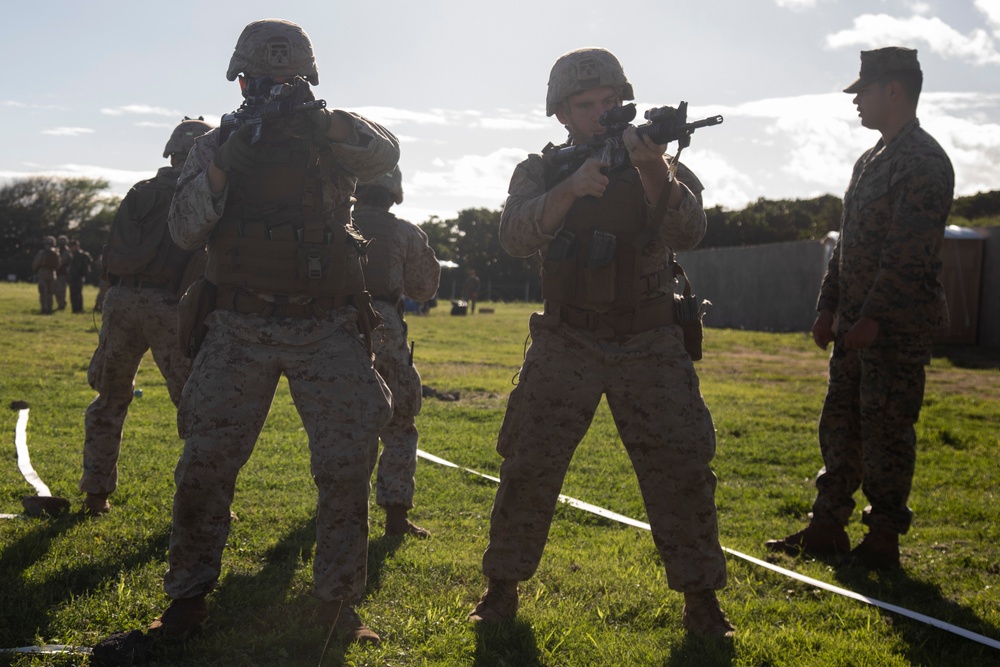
xmin=277 ymin=108 xmax=333 ymax=144
xmin=212 ymin=129 xmax=257 ymax=174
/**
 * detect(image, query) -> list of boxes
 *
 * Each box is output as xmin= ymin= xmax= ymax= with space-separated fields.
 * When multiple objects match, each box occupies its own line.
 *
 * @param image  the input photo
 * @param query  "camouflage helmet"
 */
xmin=162 ymin=117 xmax=214 ymax=159
xmin=226 ymin=19 xmax=319 ymax=85
xmin=43 ymin=235 xmax=56 ymax=247
xmin=545 ymin=47 xmax=634 ymax=116
xmin=358 ymin=166 xmax=404 ymax=205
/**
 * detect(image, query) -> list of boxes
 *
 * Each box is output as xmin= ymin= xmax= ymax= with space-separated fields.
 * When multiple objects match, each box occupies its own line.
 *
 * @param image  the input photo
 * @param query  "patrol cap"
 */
xmin=546 ymin=47 xmax=634 ymax=116
xmin=358 ymin=166 xmax=404 ymax=205
xmin=844 ymin=47 xmax=920 ymax=94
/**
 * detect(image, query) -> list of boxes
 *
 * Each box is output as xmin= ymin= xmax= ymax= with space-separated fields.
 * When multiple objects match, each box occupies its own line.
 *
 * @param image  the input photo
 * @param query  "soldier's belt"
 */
xmin=215 ymin=285 xmax=349 ymax=319
xmin=553 ymin=295 xmax=675 ymax=338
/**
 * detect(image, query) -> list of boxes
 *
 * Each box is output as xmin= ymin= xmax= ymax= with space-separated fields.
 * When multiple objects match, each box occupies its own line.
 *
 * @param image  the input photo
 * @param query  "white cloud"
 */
xmin=41 ymin=127 xmax=94 ymax=137
xmin=826 ymin=14 xmax=1000 ymax=65
xmin=408 ymin=147 xmax=525 ymax=202
xmin=977 ymin=0 xmax=1000 ymax=36
xmin=100 ymin=104 xmax=184 ymax=117
xmin=0 ymin=164 xmax=155 ymax=193
xmin=774 ymin=0 xmax=820 ymax=10
xmin=682 ymin=149 xmax=758 ymax=210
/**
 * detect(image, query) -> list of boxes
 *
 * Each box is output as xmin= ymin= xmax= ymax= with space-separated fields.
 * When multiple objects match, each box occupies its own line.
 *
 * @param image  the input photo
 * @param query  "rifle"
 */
xmin=219 ymin=76 xmax=327 ymax=145
xmin=546 ymin=101 xmax=723 ymax=179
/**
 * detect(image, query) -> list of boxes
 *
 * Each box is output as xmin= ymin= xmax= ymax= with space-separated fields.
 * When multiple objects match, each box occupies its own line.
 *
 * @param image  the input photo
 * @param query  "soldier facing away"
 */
xmin=79 ymin=116 xmax=213 ymax=516
xmin=353 ymin=166 xmax=441 ymax=539
xmin=67 ymin=239 xmax=93 ymax=313
xmin=467 ymin=47 xmax=734 ymax=638
xmin=766 ymin=47 xmax=954 ymax=570
xmin=147 ymin=19 xmax=399 ymax=646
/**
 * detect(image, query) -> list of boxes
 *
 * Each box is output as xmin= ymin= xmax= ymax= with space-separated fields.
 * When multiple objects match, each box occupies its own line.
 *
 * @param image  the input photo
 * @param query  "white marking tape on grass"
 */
xmin=417 ymin=449 xmax=1000 ymax=651
xmin=15 ymin=408 xmax=52 ymax=497
xmin=0 ymin=645 xmax=91 ymax=656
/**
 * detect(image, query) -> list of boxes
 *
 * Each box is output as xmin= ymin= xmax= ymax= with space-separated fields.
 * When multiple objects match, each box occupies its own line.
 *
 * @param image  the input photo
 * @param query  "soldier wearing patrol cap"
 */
xmin=79 ymin=117 xmax=213 ymax=518
xmin=148 ymin=18 xmax=399 ymax=646
xmin=766 ymin=47 xmax=954 ymax=570
xmin=467 ymin=47 xmax=733 ymax=638
xmin=352 ymin=166 xmax=441 ymax=539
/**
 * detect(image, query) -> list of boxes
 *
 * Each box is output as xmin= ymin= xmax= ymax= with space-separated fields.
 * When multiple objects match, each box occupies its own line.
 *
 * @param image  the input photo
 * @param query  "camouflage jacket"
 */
xmin=818 ymin=119 xmax=954 ymax=340
xmin=498 ymin=151 xmax=707 ymax=280
xmin=353 ymin=204 xmax=441 ymax=307
xmin=168 ymin=109 xmax=399 ymax=256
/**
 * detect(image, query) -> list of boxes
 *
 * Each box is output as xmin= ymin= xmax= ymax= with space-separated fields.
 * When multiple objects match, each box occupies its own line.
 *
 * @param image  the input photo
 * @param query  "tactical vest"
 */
xmin=38 ymin=248 xmax=60 ymax=271
xmin=103 ymin=168 xmax=197 ymax=293
xmin=353 ymin=206 xmax=400 ymax=303
xmin=205 ymin=135 xmax=366 ymax=299
xmin=541 ymin=160 xmax=669 ymax=310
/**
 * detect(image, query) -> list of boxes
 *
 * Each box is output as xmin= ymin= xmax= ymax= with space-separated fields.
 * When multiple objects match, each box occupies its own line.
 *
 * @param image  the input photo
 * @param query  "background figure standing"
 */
xmin=353 ymin=166 xmax=441 ymax=538
xmin=461 ymin=267 xmax=480 ymax=313
xmin=766 ymin=47 xmax=954 ymax=570
xmin=468 ymin=48 xmax=733 ymax=638
xmin=68 ymin=239 xmax=93 ymax=313
xmin=31 ymin=235 xmax=60 ymax=314
xmin=148 ymin=19 xmax=398 ymax=646
xmin=55 ymin=234 xmax=72 ymax=311
xmin=79 ymin=117 xmax=213 ymax=516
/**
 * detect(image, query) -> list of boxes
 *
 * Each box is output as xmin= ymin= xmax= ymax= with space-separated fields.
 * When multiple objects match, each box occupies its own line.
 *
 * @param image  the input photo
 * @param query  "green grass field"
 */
xmin=0 ymin=282 xmax=997 ymax=666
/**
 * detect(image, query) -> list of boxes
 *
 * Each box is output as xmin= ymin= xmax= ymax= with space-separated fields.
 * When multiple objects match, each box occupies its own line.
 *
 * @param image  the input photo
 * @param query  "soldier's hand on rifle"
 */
xmin=624 ymin=126 xmax=667 ymax=170
xmin=213 ymin=127 xmax=259 ymax=174
xmin=277 ymin=108 xmax=333 ymax=144
xmin=566 ymin=157 xmax=610 ymax=198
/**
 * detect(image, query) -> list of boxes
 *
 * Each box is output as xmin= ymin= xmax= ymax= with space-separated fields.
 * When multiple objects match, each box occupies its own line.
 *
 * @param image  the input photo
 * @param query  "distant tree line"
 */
xmin=2 ymin=176 xmax=998 ymax=297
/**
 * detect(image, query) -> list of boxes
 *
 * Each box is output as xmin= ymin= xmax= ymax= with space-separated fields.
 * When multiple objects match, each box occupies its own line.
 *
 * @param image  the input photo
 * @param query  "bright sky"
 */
xmin=2 ymin=0 xmax=999 ymax=224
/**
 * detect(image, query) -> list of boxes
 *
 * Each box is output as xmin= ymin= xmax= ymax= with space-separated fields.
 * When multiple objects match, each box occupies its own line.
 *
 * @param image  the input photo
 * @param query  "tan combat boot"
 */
xmin=468 ymin=579 xmax=518 ymax=623
xmin=384 ymin=505 xmax=431 ymax=539
xmin=765 ymin=522 xmax=849 ymax=557
xmin=317 ymin=601 xmax=381 ymax=645
xmin=848 ymin=529 xmax=900 ymax=569
xmin=83 ymin=492 xmax=111 ymax=516
xmin=682 ymin=590 xmax=735 ymax=638
xmin=146 ymin=594 xmax=208 ymax=641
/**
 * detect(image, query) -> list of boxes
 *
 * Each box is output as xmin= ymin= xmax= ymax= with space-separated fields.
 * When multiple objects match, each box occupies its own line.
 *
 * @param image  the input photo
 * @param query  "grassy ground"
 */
xmin=0 ymin=282 xmax=997 ymax=666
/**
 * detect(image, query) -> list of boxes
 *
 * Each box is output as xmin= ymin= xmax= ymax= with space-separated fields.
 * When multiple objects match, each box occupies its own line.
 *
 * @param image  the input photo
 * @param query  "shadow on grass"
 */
xmin=832 ymin=564 xmax=1000 ymax=666
xmin=365 ymin=531 xmax=405 ymax=595
xmin=662 ymin=633 xmax=735 ymax=667
xmin=0 ymin=511 xmax=170 ymax=647
xmin=473 ymin=618 xmax=541 ymax=667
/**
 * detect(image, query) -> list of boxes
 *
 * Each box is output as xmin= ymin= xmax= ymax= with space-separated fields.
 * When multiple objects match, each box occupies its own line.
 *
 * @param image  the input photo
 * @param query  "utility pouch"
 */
xmin=586 ymin=230 xmax=617 ymax=267
xmin=671 ymin=261 xmax=709 ymax=361
xmin=545 ymin=229 xmax=576 ymax=262
xmin=177 ymin=277 xmax=217 ymax=359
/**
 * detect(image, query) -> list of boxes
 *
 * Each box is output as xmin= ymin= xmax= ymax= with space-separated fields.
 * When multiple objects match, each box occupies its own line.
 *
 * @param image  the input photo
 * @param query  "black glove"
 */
xmin=277 ymin=108 xmax=332 ymax=144
xmin=212 ymin=128 xmax=257 ymax=174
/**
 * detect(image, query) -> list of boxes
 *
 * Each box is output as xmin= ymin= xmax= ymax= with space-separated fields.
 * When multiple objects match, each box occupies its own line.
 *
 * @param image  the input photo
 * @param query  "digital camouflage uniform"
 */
xmin=163 ymin=113 xmax=398 ymax=606
xmin=480 ymin=150 xmax=728 ymax=594
xmin=353 ymin=203 xmax=441 ymax=510
xmin=80 ymin=164 xmax=203 ymax=501
xmin=55 ymin=236 xmax=72 ymax=310
xmin=812 ymin=118 xmax=953 ymax=535
xmin=68 ymin=244 xmax=93 ymax=313
xmin=32 ymin=238 xmax=60 ymax=314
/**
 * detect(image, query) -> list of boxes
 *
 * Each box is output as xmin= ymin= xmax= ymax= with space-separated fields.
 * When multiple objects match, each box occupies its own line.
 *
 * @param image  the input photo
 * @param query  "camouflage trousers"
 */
xmin=164 ymin=310 xmax=391 ymax=604
xmin=56 ymin=273 xmax=68 ymax=310
xmin=371 ymin=318 xmax=423 ymax=508
xmin=36 ymin=271 xmax=56 ymax=313
xmin=482 ymin=312 xmax=728 ymax=592
xmin=811 ymin=341 xmax=927 ymax=534
xmin=79 ymin=286 xmax=191 ymax=496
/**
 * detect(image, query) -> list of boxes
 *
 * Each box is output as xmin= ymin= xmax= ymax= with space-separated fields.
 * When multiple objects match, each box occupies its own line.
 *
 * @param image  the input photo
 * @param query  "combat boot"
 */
xmin=765 ymin=522 xmax=849 ymax=557
xmin=83 ymin=492 xmax=111 ymax=516
xmin=146 ymin=594 xmax=208 ymax=641
xmin=467 ymin=579 xmax=518 ymax=623
xmin=682 ymin=590 xmax=735 ymax=638
xmin=847 ymin=529 xmax=900 ymax=569
xmin=316 ymin=601 xmax=381 ymax=645
xmin=384 ymin=505 xmax=431 ymax=539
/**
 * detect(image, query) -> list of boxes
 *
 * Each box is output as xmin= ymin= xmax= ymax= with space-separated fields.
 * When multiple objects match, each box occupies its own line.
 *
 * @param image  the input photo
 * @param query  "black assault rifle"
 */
xmin=546 ymin=101 xmax=723 ymax=179
xmin=219 ymin=76 xmax=327 ymax=145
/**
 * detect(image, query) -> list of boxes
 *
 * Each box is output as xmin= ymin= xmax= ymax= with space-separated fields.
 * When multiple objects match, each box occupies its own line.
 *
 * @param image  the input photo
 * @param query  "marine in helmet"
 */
xmin=54 ymin=234 xmax=72 ymax=310
xmin=468 ymin=48 xmax=734 ymax=638
xmin=148 ymin=18 xmax=399 ymax=646
xmin=353 ymin=166 xmax=441 ymax=540
xmin=80 ymin=117 xmax=214 ymax=520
